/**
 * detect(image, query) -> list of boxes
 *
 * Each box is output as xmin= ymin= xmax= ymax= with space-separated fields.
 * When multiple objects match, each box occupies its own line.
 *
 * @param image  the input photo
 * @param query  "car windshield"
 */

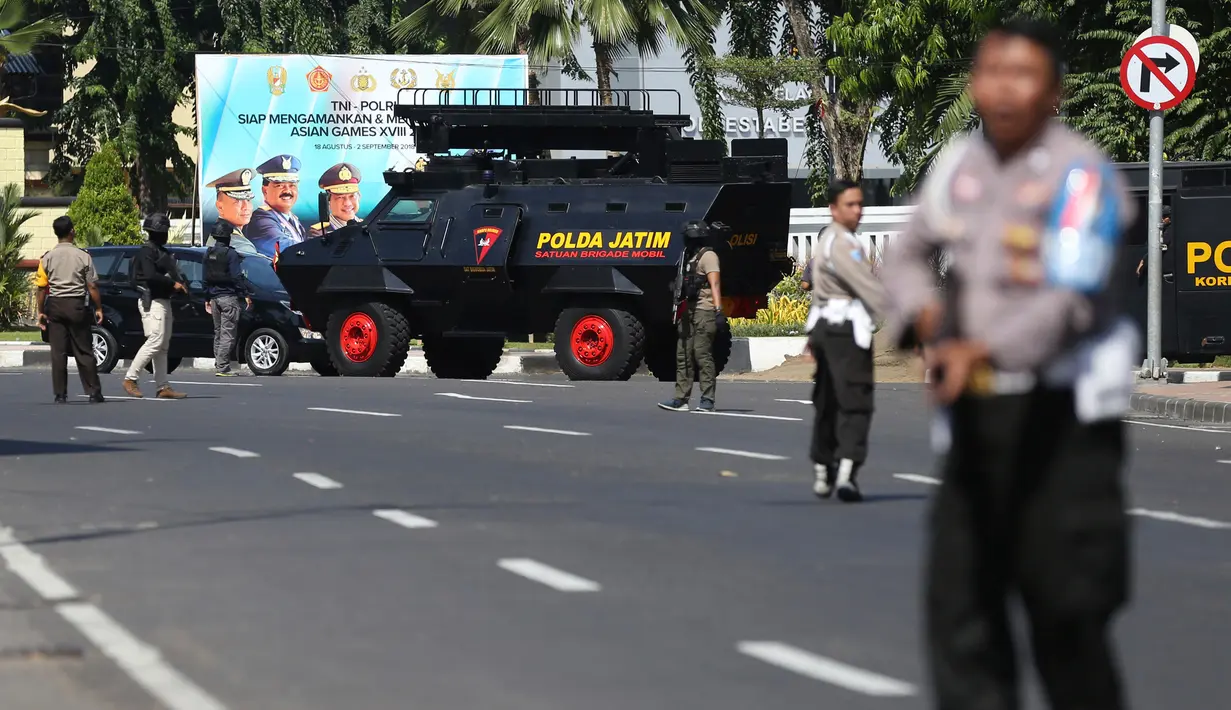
xmin=243 ymin=258 xmax=286 ymax=294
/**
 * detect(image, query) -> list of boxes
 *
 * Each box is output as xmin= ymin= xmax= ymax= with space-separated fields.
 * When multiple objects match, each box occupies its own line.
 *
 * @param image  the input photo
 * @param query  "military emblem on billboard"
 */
xmin=474 ymin=226 xmax=502 ymax=264
xmin=390 ymin=68 xmax=417 ymax=89
xmin=267 ymin=66 xmax=288 ymax=95
xmin=351 ymin=68 xmax=377 ymax=93
xmin=307 ymin=66 xmax=332 ymax=92
xmin=435 ymin=68 xmax=457 ymax=88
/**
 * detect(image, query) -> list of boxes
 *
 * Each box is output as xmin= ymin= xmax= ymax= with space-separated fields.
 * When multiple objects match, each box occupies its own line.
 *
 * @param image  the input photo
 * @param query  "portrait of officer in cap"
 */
xmin=308 ymin=162 xmax=363 ymax=239
xmin=244 ymin=154 xmax=307 ymax=258
xmin=205 ymin=168 xmax=260 ymax=257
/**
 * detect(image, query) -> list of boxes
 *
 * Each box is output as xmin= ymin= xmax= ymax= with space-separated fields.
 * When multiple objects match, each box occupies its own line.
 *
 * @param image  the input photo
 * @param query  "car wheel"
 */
xmin=552 ymin=306 xmax=644 ymax=381
xmin=91 ymin=326 xmax=120 ymax=374
xmin=325 ymin=302 xmax=411 ymax=377
xmin=246 ymin=328 xmax=290 ymax=376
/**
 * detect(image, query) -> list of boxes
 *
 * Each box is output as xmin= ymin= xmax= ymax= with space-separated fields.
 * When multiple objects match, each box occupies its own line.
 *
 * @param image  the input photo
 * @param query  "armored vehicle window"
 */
xmin=606 ymin=202 xmax=627 ymax=213
xmin=483 ymin=207 xmax=503 ymax=218
xmin=548 ymin=203 xmax=569 ymax=213
xmin=665 ymin=202 xmax=687 ymax=212
xmin=381 ymin=199 xmax=436 ymax=224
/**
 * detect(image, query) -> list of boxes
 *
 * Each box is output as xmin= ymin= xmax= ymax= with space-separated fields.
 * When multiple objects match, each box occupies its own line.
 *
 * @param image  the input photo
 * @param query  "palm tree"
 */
xmin=0 ymin=0 xmax=63 ymax=106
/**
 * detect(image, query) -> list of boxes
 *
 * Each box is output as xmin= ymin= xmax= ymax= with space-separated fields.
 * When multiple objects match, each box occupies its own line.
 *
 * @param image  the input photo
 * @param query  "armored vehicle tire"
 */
xmin=422 ymin=335 xmax=504 ymax=379
xmin=325 ymin=303 xmax=411 ymax=377
xmin=644 ymin=323 xmax=732 ymax=382
xmin=245 ymin=328 xmax=291 ymax=377
xmin=553 ymin=307 xmax=644 ymax=381
xmin=310 ymin=352 xmax=338 ymax=376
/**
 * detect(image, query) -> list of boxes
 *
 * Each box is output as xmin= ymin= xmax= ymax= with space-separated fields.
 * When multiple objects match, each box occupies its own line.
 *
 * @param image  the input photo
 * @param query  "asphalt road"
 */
xmin=0 ymin=367 xmax=1228 ymax=710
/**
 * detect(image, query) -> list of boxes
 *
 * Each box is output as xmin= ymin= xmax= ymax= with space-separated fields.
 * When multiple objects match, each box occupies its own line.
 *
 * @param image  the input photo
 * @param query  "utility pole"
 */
xmin=1143 ymin=0 xmax=1167 ymax=380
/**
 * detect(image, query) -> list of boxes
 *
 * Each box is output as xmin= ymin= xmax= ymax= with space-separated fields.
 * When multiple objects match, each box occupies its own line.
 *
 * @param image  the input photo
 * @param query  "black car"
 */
xmin=79 ymin=246 xmax=332 ymax=376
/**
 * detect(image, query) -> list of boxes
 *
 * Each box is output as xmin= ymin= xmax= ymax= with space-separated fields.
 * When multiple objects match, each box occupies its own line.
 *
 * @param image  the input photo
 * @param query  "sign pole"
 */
xmin=1144 ymin=0 xmax=1167 ymax=380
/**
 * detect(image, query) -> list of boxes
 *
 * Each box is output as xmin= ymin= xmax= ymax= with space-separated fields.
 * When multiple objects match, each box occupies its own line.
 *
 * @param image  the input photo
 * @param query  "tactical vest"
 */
xmin=682 ymin=247 xmax=712 ymax=302
xmin=205 ymin=246 xmax=233 ymax=285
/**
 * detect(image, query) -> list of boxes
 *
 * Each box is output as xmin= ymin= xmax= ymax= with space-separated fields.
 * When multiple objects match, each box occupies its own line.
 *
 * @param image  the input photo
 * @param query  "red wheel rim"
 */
xmin=340 ymin=312 xmax=378 ymax=363
xmin=570 ymin=315 xmax=614 ymax=367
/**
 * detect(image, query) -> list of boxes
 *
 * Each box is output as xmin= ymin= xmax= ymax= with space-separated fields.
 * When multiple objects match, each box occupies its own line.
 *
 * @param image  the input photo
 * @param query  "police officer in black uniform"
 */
xmin=880 ymin=18 xmax=1137 ymax=710
xmin=204 ymin=221 xmax=253 ymax=376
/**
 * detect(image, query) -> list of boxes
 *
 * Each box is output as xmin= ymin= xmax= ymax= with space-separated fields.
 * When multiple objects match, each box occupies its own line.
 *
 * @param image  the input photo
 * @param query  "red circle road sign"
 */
xmin=1120 ymin=35 xmax=1196 ymax=111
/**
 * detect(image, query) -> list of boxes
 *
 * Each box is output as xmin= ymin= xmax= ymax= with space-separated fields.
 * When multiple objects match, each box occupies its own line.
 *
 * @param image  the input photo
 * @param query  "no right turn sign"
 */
xmin=1120 ymin=35 xmax=1197 ymax=110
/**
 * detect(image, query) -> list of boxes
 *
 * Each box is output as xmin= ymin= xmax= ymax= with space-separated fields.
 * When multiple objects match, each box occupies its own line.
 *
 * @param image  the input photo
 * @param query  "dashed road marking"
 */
xmin=436 ymin=392 xmax=531 ymax=403
xmin=1128 ymin=508 xmax=1231 ymax=530
xmin=373 ymin=509 xmax=438 ymax=529
xmin=293 ymin=473 xmax=343 ymax=490
xmin=308 ymin=406 xmax=401 ymax=417
xmin=208 ymin=446 xmax=260 ymax=458
xmin=894 ymin=473 xmax=941 ymax=486
xmin=737 ymin=641 xmax=917 ymax=697
xmin=75 ymin=426 xmax=141 ymax=435
xmin=696 ymin=447 xmax=788 ymax=461
xmin=0 ymin=527 xmax=78 ymax=601
xmin=775 ymin=398 xmax=812 ymax=405
xmin=694 ymin=411 xmax=803 ymax=422
xmin=498 ymin=558 xmax=601 ymax=592
xmin=504 ymin=425 xmax=591 ymax=437
xmin=461 ymin=379 xmax=574 ymax=388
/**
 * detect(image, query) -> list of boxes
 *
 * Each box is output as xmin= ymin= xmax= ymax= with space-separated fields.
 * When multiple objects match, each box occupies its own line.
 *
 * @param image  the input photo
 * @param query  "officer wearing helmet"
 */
xmin=659 ymin=219 xmax=725 ymax=413
xmin=121 ymin=213 xmax=187 ymax=399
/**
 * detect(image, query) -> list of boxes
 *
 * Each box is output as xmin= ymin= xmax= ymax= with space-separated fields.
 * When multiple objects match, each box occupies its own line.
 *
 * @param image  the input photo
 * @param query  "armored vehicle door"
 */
xmin=370 ymin=197 xmax=437 ymax=262
xmin=455 ymin=204 xmax=522 ymax=287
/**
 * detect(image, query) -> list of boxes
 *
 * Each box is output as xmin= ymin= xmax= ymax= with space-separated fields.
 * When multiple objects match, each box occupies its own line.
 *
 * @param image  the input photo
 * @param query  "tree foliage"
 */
xmin=0 ymin=182 xmax=35 ymax=327
xmin=702 ymin=54 xmax=819 ymax=138
xmin=67 ymin=142 xmax=143 ymax=246
xmin=0 ymin=0 xmax=62 ymax=65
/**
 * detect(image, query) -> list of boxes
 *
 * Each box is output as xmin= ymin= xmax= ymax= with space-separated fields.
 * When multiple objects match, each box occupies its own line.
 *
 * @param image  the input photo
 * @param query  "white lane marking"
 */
xmin=58 ymin=602 xmax=228 ymax=710
xmin=461 ymin=379 xmax=574 ymax=388
xmin=435 ymin=392 xmax=531 ymax=403
xmin=1127 ymin=508 xmax=1231 ymax=530
xmin=694 ymin=410 xmax=803 ymax=422
xmin=163 ymin=380 xmax=262 ymax=387
xmin=1217 ymin=460 xmax=1231 ymax=465
xmin=504 ymin=425 xmax=591 ymax=437
xmin=1125 ymin=420 xmax=1231 ymax=434
xmin=293 ymin=473 xmax=343 ymax=490
xmin=0 ymin=527 xmax=79 ymax=601
xmin=737 ymin=641 xmax=917 ymax=697
xmin=308 ymin=406 xmax=401 ymax=417
xmin=775 ymin=398 xmax=812 ymax=405
xmin=696 ymin=446 xmax=788 ymax=461
xmin=78 ymin=394 xmax=169 ymax=402
xmin=894 ymin=473 xmax=941 ymax=486
xmin=208 ymin=446 xmax=260 ymax=458
xmin=373 ymin=509 xmax=438 ymax=529
xmin=75 ymin=426 xmax=141 ymax=435
xmin=498 ymin=558 xmax=601 ymax=592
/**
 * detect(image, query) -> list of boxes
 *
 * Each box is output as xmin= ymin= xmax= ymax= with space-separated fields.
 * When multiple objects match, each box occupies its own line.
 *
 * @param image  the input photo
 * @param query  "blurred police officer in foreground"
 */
xmin=33 ymin=216 xmax=104 ymax=403
xmin=309 ymin=163 xmax=363 ymax=238
xmin=206 ymin=168 xmax=259 ymax=257
xmin=659 ymin=220 xmax=724 ymax=413
xmin=121 ymin=214 xmax=188 ymax=399
xmin=808 ymin=180 xmax=888 ymax=503
xmin=880 ymin=17 xmax=1137 ymax=710
xmin=245 ymin=154 xmax=307 ymax=258
xmin=204 ymin=220 xmax=253 ymax=376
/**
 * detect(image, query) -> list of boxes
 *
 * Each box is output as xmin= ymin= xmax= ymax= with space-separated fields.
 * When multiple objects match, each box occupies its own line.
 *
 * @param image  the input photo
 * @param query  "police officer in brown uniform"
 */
xmin=880 ymin=18 xmax=1137 ymax=710
xmin=33 ymin=216 xmax=104 ymax=403
xmin=309 ymin=163 xmax=363 ymax=238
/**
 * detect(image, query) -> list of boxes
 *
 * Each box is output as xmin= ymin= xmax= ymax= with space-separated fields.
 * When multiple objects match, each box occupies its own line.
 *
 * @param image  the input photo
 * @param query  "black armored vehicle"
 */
xmin=273 ymin=88 xmax=794 ymax=380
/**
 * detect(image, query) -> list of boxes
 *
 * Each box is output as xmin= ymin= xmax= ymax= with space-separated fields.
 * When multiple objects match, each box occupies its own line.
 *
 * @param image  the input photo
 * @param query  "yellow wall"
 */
xmin=23 ymin=205 xmax=72 ymax=259
xmin=0 ymin=124 xmax=25 ymax=194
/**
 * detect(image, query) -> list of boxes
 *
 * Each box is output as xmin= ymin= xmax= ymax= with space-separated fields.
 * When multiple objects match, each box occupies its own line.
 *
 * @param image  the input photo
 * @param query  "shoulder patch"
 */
xmin=849 ymin=248 xmax=863 ymax=262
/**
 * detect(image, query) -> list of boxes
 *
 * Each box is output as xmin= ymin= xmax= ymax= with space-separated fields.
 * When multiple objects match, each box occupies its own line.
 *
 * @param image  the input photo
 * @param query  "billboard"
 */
xmin=195 ymin=54 xmax=528 ymax=258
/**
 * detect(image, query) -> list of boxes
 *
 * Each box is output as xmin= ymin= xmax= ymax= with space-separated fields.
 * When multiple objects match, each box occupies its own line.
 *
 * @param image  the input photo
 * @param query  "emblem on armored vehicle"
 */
xmin=474 ymin=226 xmax=503 ymax=264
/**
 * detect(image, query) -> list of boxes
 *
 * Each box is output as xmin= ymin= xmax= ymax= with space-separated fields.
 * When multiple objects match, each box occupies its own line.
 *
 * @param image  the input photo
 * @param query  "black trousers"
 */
xmin=809 ymin=322 xmax=874 ymax=467
xmin=44 ymin=296 xmax=101 ymax=398
xmin=926 ymin=388 xmax=1129 ymax=710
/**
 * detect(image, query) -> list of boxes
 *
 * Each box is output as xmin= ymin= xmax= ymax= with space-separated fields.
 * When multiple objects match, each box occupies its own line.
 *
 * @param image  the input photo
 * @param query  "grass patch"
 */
xmin=0 ymin=327 xmax=39 ymax=341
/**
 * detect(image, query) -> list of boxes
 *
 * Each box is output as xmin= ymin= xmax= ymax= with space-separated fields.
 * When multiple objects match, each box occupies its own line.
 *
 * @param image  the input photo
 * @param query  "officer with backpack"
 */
xmin=659 ymin=220 xmax=726 ymax=413
xmin=204 ymin=220 xmax=253 ymax=376
xmin=121 ymin=213 xmax=187 ymax=399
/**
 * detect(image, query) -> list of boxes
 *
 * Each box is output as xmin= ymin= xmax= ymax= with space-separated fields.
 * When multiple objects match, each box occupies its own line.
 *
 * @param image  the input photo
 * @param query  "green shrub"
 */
xmin=0 ymin=183 xmax=38 ymax=328
xmin=67 ymin=142 xmax=143 ymax=246
xmin=730 ymin=321 xmax=806 ymax=338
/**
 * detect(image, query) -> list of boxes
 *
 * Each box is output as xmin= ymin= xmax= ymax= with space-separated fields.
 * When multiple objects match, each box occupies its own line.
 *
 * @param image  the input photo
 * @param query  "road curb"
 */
xmin=1130 ymin=391 xmax=1231 ymax=425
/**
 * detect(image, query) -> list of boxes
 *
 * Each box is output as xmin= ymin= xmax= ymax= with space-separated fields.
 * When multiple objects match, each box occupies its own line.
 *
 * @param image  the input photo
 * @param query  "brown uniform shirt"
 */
xmin=880 ymin=120 xmax=1136 ymax=373
xmin=692 ymin=249 xmax=720 ymax=311
xmin=811 ymin=225 xmax=888 ymax=318
xmin=34 ymin=242 xmax=97 ymax=298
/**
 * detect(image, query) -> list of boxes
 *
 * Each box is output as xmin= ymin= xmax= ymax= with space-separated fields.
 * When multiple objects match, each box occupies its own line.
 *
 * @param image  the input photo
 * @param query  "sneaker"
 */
xmin=836 ymin=480 xmax=863 ymax=503
xmin=157 ymin=386 xmax=187 ymax=399
xmin=88 ymin=392 xmax=105 ymax=404
xmin=122 ymin=379 xmax=142 ymax=397
xmin=812 ymin=464 xmax=833 ymax=499
xmin=696 ymin=398 xmax=715 ymax=413
xmin=215 ymin=368 xmax=236 ymax=377
xmin=657 ymin=398 xmax=689 ymax=412
xmin=54 ymin=394 xmax=67 ymax=404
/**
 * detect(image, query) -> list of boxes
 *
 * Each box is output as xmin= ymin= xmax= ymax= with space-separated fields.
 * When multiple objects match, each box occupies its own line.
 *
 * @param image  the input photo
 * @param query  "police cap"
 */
xmin=206 ymin=168 xmax=255 ymax=201
xmin=143 ymin=212 xmax=171 ymax=233
xmin=257 ymin=154 xmax=301 ymax=183
xmin=319 ymin=162 xmax=362 ymax=194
